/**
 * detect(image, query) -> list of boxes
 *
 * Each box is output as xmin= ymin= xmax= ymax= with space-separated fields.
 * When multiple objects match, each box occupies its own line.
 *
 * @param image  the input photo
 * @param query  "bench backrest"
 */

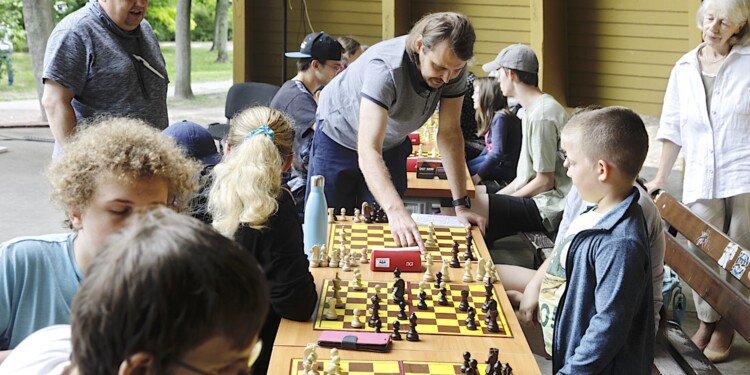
xmin=655 ymin=191 xmax=750 ymax=342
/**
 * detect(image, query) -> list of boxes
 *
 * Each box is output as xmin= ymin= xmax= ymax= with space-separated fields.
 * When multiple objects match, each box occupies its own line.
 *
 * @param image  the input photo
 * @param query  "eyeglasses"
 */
xmin=173 ymin=340 xmax=262 ymax=375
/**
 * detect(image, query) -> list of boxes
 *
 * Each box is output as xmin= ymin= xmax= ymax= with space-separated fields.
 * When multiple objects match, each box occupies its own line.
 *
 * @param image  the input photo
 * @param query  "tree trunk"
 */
xmin=174 ymin=0 xmax=194 ymax=100
xmin=210 ymin=0 xmax=219 ymax=51
xmin=214 ymin=0 xmax=229 ymax=63
xmin=22 ymin=0 xmax=55 ymax=121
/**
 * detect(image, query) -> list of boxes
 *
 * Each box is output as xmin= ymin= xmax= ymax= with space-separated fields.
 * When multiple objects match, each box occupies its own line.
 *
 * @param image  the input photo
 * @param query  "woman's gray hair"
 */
xmin=696 ymin=0 xmax=750 ymax=46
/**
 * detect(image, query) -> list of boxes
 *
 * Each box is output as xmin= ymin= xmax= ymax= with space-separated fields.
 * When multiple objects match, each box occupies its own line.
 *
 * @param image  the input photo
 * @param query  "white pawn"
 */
xmin=351 ymin=269 xmax=365 ymax=291
xmin=324 ymin=297 xmax=338 ymax=320
xmin=353 ymin=208 xmax=361 ymax=223
xmin=330 ymin=247 xmax=340 ymax=268
xmin=463 ymin=259 xmax=474 ymax=282
xmin=303 ymin=343 xmax=318 ymax=369
xmin=342 ymin=255 xmax=352 ymax=272
xmin=338 ymin=228 xmax=346 ymax=245
xmin=423 ymin=254 xmax=435 ymax=282
xmin=476 ymin=257 xmax=487 ymax=281
xmin=320 ymin=245 xmax=329 ymax=267
xmin=339 ymin=207 xmax=347 ymax=221
xmin=328 ymin=208 xmax=336 ymax=223
xmin=424 ymin=222 xmax=437 ymax=247
xmin=328 ymin=349 xmax=341 ymax=375
xmin=441 ymin=257 xmax=451 ymax=282
xmin=350 ymin=308 xmax=364 ymax=328
xmin=349 ymin=252 xmax=358 ymax=268
xmin=359 ymin=247 xmax=369 ymax=264
xmin=483 ymin=260 xmax=496 ymax=284
xmin=310 ymin=245 xmax=320 ymax=268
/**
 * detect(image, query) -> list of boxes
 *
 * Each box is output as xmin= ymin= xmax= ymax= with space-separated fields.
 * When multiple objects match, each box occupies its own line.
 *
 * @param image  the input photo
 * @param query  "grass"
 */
xmin=0 ymin=43 xmax=232 ymax=102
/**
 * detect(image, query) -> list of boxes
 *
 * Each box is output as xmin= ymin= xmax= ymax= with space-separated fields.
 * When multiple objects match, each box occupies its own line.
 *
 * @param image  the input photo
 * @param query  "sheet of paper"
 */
xmin=410 ymin=213 xmax=466 ymax=228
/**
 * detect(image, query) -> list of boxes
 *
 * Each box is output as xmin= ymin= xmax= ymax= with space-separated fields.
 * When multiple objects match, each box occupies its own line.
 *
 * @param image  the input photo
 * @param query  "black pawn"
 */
xmin=434 ymin=271 xmax=443 ymax=289
xmin=450 ymin=241 xmax=461 ymax=268
xmin=438 ymin=285 xmax=449 ymax=306
xmin=461 ymin=351 xmax=472 ymax=373
xmin=417 ymin=290 xmax=428 ymax=310
xmin=487 ymin=309 xmax=500 ymax=333
xmin=458 ymin=289 xmax=470 ymax=312
xmin=398 ymin=300 xmax=408 ymax=320
xmin=465 ymin=359 xmax=479 ymax=375
xmin=391 ymin=321 xmax=402 ymax=340
xmin=406 ymin=313 xmax=419 ymax=342
xmin=465 ymin=307 xmax=478 ymax=330
xmin=375 ymin=318 xmax=383 ymax=333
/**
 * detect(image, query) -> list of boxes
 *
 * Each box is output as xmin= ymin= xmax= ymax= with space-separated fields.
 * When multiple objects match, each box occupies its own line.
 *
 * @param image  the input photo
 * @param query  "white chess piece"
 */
xmin=351 ymin=308 xmax=364 ymax=328
xmin=483 ymin=260 xmax=495 ymax=284
xmin=424 ymin=222 xmax=437 ymax=247
xmin=463 ymin=259 xmax=474 ymax=282
xmin=324 ymin=297 xmax=338 ymax=320
xmin=476 ymin=257 xmax=487 ymax=281
xmin=342 ymin=255 xmax=352 ymax=272
xmin=330 ymin=247 xmax=340 ymax=268
xmin=441 ymin=258 xmax=451 ymax=282
xmin=360 ymin=247 xmax=369 ymax=264
xmin=340 ymin=207 xmax=347 ymax=221
xmin=328 ymin=207 xmax=336 ymax=223
xmin=423 ymin=253 xmax=435 ymax=282
xmin=310 ymin=245 xmax=320 ymax=268
xmin=319 ymin=245 xmax=329 ymax=267
xmin=353 ymin=208 xmax=361 ymax=223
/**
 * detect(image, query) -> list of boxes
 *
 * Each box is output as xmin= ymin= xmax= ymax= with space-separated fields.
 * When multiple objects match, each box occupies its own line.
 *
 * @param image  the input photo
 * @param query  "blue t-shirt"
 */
xmin=0 ymin=233 xmax=83 ymax=349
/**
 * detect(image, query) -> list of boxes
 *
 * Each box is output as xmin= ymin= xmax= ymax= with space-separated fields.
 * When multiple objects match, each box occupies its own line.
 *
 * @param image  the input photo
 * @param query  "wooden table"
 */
xmin=268 ymin=220 xmax=541 ymax=374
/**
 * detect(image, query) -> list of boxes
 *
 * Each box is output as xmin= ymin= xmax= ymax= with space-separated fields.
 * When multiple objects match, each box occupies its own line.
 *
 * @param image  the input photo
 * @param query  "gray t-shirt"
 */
xmin=43 ymin=1 xmax=169 ymax=133
xmin=514 ymin=93 xmax=571 ymax=232
xmin=317 ymin=36 xmax=467 ymax=151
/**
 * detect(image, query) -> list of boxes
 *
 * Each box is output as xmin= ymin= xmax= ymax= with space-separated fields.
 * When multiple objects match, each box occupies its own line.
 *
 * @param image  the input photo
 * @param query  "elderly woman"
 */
xmin=646 ymin=0 xmax=750 ymax=363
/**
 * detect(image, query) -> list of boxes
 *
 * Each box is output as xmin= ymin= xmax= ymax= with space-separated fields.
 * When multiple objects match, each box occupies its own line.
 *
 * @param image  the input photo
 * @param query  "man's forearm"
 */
xmin=46 ymin=103 xmax=77 ymax=147
xmin=511 ymin=172 xmax=554 ymax=198
xmin=437 ymin=127 xmax=468 ymax=200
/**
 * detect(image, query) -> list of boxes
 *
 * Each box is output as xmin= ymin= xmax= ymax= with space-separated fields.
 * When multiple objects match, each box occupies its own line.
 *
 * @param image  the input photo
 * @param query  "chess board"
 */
xmin=314 ymin=279 xmax=512 ymax=338
xmin=327 ymin=223 xmax=477 ymax=263
xmin=290 ymin=359 xmax=489 ymax=375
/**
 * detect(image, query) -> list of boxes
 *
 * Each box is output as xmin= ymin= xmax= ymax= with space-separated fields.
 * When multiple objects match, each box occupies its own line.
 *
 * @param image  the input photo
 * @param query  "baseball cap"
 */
xmin=482 ymin=44 xmax=539 ymax=74
xmin=285 ymin=32 xmax=343 ymax=61
xmin=162 ymin=121 xmax=221 ymax=166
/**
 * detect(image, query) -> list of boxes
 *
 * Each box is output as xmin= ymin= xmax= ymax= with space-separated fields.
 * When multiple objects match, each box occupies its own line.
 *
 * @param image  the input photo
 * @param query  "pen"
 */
xmin=132 ymin=54 xmax=165 ymax=80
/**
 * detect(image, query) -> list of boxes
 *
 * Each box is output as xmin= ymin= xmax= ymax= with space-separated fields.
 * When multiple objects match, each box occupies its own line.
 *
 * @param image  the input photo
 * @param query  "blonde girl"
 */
xmin=207 ymin=106 xmax=317 ymax=374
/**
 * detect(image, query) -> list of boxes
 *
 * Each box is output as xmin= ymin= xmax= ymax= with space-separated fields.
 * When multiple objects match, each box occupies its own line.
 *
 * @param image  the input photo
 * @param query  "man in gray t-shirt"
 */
xmin=42 ymin=0 xmax=168 ymax=157
xmin=309 ymin=12 xmax=486 ymax=251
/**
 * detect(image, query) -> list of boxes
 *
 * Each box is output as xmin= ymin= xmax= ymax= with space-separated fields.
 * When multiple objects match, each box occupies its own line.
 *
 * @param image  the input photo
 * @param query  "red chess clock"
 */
xmin=369 ymin=247 xmax=422 ymax=272
xmin=407 ymin=133 xmax=421 ymax=145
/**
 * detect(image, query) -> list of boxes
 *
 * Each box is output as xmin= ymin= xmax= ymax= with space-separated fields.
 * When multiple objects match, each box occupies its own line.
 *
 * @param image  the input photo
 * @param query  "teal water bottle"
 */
xmin=303 ymin=175 xmax=328 ymax=261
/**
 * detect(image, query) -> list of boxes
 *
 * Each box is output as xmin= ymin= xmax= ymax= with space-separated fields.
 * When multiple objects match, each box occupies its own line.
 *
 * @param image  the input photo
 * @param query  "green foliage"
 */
xmin=147 ymin=0 xmax=178 ymax=40
xmin=0 ymin=0 xmax=25 ymax=51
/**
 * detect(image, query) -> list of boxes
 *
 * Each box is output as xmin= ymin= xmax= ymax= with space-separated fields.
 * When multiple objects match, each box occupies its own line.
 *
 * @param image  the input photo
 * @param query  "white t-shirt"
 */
xmin=0 ymin=325 xmax=72 ymax=374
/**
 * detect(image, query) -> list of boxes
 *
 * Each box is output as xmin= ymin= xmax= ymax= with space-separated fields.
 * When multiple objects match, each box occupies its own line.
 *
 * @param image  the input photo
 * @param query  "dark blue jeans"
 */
xmin=306 ymin=129 xmax=412 ymax=212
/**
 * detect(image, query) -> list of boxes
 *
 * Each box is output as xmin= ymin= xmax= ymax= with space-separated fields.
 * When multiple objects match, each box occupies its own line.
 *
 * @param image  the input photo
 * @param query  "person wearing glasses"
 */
xmin=0 ymin=207 xmax=270 ymax=374
xmin=271 ymin=31 xmax=343 ymax=218
xmin=645 ymin=0 xmax=750 ymax=363
xmin=42 ymin=0 xmax=169 ymax=158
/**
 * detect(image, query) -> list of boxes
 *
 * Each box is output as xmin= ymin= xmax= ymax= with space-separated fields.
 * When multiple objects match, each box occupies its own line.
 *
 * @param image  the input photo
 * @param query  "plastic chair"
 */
xmin=207 ymin=82 xmax=281 ymax=142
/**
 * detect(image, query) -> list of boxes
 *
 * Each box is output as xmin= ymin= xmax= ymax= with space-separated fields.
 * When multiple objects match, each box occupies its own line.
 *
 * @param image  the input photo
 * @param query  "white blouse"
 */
xmin=657 ymin=43 xmax=750 ymax=204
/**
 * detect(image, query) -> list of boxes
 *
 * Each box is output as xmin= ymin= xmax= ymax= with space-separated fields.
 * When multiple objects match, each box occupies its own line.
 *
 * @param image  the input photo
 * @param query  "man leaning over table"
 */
xmin=307 ymin=12 xmax=486 ymax=252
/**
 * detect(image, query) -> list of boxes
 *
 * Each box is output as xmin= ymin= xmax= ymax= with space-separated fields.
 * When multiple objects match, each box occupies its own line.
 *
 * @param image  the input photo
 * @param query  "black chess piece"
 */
xmin=492 ymin=361 xmax=502 ymax=375
xmin=438 ymin=285 xmax=448 ymax=306
xmin=392 ymin=278 xmax=406 ymax=304
xmin=417 ymin=289 xmax=428 ymax=310
xmin=501 ymin=362 xmax=512 ymax=375
xmin=394 ymin=267 xmax=401 ymax=280
xmin=406 ymin=313 xmax=419 ymax=342
xmin=369 ymin=294 xmax=381 ymax=327
xmin=465 ymin=307 xmax=478 ymax=330
xmin=485 ymin=348 xmax=499 ymax=375
xmin=484 ymin=299 xmax=497 ymax=325
xmin=458 ymin=289 xmax=469 ymax=312
xmin=391 ymin=321 xmax=402 ymax=340
xmin=375 ymin=318 xmax=383 ymax=333
xmin=397 ymin=300 xmax=408 ymax=320
xmin=464 ymin=231 xmax=475 ymax=261
xmin=487 ymin=308 xmax=500 ymax=333
xmin=461 ymin=351 xmax=472 ymax=373
xmin=465 ymin=359 xmax=479 ymax=375
xmin=450 ymin=241 xmax=461 ymax=268
xmin=482 ymin=282 xmax=494 ymax=313
xmin=434 ymin=271 xmax=443 ymax=289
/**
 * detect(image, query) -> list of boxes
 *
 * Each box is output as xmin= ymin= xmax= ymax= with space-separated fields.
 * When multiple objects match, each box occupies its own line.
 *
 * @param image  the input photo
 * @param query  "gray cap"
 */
xmin=482 ymin=44 xmax=539 ymax=74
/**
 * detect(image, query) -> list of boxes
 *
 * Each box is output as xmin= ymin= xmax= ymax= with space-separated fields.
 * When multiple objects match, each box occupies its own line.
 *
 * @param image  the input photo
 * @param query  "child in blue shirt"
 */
xmin=552 ymin=107 xmax=654 ymax=374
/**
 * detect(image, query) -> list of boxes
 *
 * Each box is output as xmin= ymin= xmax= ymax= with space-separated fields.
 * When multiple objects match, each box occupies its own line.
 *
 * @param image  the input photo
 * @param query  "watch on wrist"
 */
xmin=451 ymin=195 xmax=471 ymax=209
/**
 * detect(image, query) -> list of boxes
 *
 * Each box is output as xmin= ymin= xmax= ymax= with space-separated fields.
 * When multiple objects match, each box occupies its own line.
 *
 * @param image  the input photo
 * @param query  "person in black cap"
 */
xmin=270 ymin=32 xmax=343 ymax=219
xmin=162 ymin=120 xmax=222 ymax=223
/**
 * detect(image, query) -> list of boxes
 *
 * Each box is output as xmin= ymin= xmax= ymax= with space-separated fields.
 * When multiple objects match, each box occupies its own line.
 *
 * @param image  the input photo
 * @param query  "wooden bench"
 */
xmin=652 ymin=191 xmax=750 ymax=374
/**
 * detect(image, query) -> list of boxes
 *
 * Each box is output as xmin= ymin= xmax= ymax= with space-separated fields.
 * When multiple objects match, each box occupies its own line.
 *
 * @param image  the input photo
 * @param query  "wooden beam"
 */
xmin=529 ymin=0 xmax=567 ymax=107
xmin=382 ymin=0 xmax=409 ymax=39
xmin=232 ymin=0 xmax=249 ymax=83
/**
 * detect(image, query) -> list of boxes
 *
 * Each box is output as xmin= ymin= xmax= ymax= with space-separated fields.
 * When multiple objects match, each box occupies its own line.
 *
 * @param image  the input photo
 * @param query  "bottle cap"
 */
xmin=310 ymin=175 xmax=325 ymax=187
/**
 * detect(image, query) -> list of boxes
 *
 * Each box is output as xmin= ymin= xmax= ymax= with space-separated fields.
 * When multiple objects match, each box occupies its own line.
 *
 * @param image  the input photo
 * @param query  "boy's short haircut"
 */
xmin=565 ymin=106 xmax=649 ymax=179
xmin=510 ymin=68 xmax=538 ymax=87
xmin=70 ymin=207 xmax=270 ymax=374
xmin=47 ymin=117 xmax=200 ymax=223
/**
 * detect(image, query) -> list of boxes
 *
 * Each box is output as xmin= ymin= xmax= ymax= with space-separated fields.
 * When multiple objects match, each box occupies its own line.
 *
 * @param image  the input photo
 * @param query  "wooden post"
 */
xmin=382 ymin=0 xmax=409 ymax=40
xmin=687 ymin=0 xmax=703 ymax=48
xmin=232 ymin=0 xmax=249 ymax=83
xmin=529 ymin=0 xmax=567 ymax=107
